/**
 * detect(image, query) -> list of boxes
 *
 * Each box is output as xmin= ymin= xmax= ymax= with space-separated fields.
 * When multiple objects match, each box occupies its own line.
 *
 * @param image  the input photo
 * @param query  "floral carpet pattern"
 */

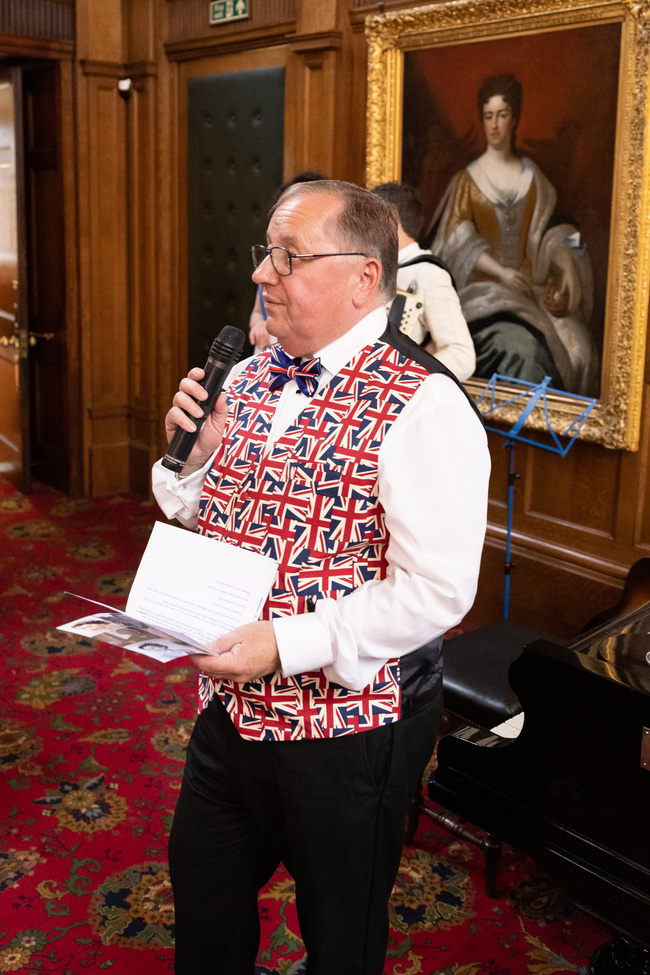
xmin=0 ymin=476 xmax=610 ymax=973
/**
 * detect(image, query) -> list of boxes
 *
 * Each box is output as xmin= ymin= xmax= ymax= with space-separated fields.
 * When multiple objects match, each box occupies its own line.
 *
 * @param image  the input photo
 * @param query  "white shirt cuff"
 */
xmin=151 ymin=455 xmax=215 ymax=527
xmin=273 ymin=610 xmax=333 ymax=678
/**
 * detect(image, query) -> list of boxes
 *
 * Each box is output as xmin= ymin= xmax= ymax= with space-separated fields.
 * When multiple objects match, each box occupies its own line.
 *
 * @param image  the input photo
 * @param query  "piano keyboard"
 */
xmin=491 ymin=710 xmax=524 ymax=738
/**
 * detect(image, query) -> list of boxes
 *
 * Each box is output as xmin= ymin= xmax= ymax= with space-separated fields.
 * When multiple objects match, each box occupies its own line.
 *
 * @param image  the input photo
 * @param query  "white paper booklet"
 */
xmin=57 ymin=521 xmax=278 ymax=663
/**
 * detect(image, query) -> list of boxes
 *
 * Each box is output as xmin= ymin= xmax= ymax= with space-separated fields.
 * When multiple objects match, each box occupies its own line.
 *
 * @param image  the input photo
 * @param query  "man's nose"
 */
xmin=252 ymin=252 xmax=279 ymax=284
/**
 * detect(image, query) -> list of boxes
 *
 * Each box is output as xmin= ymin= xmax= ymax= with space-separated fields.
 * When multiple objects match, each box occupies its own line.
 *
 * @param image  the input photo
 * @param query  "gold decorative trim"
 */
xmin=366 ymin=0 xmax=650 ymax=450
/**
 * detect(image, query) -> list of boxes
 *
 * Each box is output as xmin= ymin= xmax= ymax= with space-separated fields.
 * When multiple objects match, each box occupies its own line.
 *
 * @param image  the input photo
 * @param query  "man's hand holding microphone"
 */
xmin=162 ymin=326 xmax=245 ymax=477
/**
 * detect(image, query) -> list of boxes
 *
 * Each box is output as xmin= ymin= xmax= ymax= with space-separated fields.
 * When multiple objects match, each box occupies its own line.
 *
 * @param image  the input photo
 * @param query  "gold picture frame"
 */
xmin=366 ymin=0 xmax=650 ymax=450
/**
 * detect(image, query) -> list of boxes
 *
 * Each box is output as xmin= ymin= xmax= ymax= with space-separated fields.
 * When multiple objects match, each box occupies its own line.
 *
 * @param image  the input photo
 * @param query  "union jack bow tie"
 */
xmin=269 ymin=345 xmax=322 ymax=397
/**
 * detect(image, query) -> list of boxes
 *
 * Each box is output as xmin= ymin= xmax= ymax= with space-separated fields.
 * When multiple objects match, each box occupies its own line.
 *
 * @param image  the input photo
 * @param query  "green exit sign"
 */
xmin=209 ymin=0 xmax=249 ymax=24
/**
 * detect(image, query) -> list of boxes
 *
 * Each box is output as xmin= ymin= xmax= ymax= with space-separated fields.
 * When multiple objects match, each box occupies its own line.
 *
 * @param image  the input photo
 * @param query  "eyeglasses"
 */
xmin=251 ymin=244 xmax=368 ymax=277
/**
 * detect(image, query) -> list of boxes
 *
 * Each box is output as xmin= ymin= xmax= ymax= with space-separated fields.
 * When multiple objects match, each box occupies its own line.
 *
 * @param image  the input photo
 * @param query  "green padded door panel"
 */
xmin=187 ymin=66 xmax=284 ymax=367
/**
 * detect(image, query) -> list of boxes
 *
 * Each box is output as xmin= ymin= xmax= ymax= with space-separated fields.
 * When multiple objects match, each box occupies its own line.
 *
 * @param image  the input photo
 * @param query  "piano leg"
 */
xmin=591 ymin=934 xmax=650 ymax=975
xmin=404 ymin=788 xmax=423 ymax=846
xmin=403 ymin=788 xmax=502 ymax=897
xmin=420 ymin=803 xmax=502 ymax=898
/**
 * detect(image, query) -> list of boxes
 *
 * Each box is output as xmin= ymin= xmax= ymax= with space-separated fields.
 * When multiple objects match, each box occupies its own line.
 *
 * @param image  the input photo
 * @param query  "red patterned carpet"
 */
xmin=0 ymin=476 xmax=610 ymax=974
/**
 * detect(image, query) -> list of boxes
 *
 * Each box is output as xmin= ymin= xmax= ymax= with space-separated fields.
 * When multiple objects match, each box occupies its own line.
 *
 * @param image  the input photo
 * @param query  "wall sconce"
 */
xmin=118 ymin=78 xmax=132 ymax=101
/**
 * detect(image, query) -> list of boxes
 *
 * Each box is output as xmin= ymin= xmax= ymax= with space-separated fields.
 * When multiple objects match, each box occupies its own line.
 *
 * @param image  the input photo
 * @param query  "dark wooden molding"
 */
xmin=289 ymin=31 xmax=343 ymax=52
xmin=88 ymin=405 xmax=131 ymax=421
xmin=79 ymin=60 xmax=127 ymax=79
xmin=0 ymin=33 xmax=74 ymax=60
xmin=165 ymin=22 xmax=297 ymax=60
xmin=78 ymin=60 xmax=158 ymax=81
xmin=485 ymin=523 xmax=634 ymax=582
xmin=124 ymin=61 xmax=159 ymax=79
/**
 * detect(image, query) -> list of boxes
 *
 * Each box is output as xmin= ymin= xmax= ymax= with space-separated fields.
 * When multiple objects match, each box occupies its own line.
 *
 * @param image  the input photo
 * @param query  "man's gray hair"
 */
xmin=271 ymin=179 xmax=398 ymax=299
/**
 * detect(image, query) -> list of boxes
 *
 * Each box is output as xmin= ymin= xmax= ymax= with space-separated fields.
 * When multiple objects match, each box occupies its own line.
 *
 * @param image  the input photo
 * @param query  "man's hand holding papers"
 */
xmin=191 ymin=620 xmax=281 ymax=682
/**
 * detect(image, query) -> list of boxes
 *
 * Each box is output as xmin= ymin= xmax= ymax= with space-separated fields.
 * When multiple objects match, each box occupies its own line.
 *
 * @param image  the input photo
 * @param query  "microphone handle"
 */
xmin=161 ymin=352 xmax=234 ymax=474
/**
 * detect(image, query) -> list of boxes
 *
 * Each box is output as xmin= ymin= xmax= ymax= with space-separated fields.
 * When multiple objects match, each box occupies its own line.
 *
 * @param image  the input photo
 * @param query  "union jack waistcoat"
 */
xmin=195 ymin=323 xmax=453 ymax=740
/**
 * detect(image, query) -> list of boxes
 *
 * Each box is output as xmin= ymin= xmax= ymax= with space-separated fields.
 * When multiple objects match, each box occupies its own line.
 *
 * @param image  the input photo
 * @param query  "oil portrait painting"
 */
xmin=366 ymin=0 xmax=650 ymax=449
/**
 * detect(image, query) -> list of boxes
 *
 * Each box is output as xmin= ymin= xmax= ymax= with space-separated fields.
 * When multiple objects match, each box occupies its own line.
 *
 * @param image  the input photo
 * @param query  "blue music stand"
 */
xmin=475 ymin=374 xmax=597 ymax=619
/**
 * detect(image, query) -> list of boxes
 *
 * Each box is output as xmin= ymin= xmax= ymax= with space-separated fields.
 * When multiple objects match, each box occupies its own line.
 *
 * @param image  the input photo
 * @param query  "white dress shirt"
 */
xmin=397 ymin=242 xmax=476 ymax=382
xmin=152 ymin=306 xmax=490 ymax=691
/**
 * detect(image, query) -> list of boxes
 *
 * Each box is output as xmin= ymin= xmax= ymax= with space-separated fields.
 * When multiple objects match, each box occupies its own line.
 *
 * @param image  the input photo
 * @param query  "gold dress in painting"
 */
xmin=432 ymin=158 xmax=598 ymax=395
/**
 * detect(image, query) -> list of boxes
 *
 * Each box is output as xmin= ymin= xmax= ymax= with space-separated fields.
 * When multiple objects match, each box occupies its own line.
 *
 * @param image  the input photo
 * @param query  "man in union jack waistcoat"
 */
xmin=153 ymin=180 xmax=490 ymax=975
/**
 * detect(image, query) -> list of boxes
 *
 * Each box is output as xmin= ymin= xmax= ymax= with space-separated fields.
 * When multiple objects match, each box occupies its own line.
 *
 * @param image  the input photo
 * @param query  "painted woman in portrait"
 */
xmin=431 ymin=74 xmax=598 ymax=395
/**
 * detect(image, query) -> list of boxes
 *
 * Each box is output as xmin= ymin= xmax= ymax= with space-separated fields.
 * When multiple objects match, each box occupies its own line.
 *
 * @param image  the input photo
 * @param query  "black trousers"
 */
xmin=168 ymin=687 xmax=442 ymax=975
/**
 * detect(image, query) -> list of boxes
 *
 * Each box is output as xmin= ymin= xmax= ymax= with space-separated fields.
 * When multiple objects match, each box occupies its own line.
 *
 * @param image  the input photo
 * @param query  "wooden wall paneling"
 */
xmin=486 ymin=427 xmax=621 ymax=543
xmin=346 ymin=18 xmax=369 ymax=186
xmin=484 ymin=429 xmax=512 ymax=548
xmin=523 ymin=438 xmax=619 ymax=538
xmin=636 ymin=432 xmax=650 ymax=546
xmin=129 ymin=0 xmax=180 ymax=467
xmin=473 ymin=535 xmax=626 ymax=638
xmin=289 ymin=1 xmax=352 ymax=179
xmin=298 ymin=0 xmax=338 ymax=34
xmin=330 ymin=6 xmax=361 ymax=183
xmin=282 ymin=54 xmax=300 ymax=184
xmin=631 ymin=336 xmax=650 ymax=549
xmin=477 ymin=422 xmax=645 ymax=630
xmin=125 ymin=0 xmax=156 ymax=65
xmin=77 ymin=62 xmax=130 ymax=496
xmin=154 ymin=56 xmax=182 ymax=463
xmin=289 ymin=39 xmax=341 ymax=178
xmin=631 ymin=380 xmax=650 ymax=548
xmin=125 ymin=62 xmax=161 ymax=496
xmin=76 ymin=0 xmax=123 ymax=63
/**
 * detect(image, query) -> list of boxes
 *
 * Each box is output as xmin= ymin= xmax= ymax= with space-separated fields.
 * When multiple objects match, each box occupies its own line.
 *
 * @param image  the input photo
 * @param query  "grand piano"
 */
xmin=429 ymin=599 xmax=650 ymax=974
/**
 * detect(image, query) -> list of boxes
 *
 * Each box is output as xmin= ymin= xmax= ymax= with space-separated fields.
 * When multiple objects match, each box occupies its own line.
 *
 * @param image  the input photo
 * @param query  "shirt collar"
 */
xmin=310 ymin=305 xmax=388 ymax=378
xmin=398 ymin=241 xmax=423 ymax=262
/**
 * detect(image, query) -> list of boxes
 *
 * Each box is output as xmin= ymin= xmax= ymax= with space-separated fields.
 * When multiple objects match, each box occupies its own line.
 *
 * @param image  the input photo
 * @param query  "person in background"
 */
xmin=153 ymin=179 xmax=490 ymax=975
xmin=248 ymin=170 xmax=326 ymax=352
xmin=372 ymin=181 xmax=476 ymax=382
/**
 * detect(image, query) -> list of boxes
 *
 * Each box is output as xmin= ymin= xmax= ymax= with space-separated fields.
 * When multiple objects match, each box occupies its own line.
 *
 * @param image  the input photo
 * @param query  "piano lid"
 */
xmin=565 ymin=598 xmax=650 ymax=696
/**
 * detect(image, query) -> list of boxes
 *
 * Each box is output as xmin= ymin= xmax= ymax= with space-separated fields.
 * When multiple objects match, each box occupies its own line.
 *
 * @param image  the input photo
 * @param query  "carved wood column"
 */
xmin=288 ymin=0 xmax=350 ymax=178
xmin=75 ymin=0 xmax=162 ymax=496
xmin=76 ymin=57 xmax=130 ymax=495
xmin=76 ymin=0 xmax=129 ymax=495
xmin=122 ymin=58 xmax=161 ymax=496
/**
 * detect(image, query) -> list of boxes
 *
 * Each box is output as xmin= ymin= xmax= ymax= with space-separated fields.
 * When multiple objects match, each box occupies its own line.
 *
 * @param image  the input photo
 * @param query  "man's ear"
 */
xmin=352 ymin=257 xmax=383 ymax=307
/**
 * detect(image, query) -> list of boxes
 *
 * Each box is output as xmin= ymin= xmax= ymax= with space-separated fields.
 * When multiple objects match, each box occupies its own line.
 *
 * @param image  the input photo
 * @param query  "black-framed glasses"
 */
xmin=251 ymin=244 xmax=368 ymax=277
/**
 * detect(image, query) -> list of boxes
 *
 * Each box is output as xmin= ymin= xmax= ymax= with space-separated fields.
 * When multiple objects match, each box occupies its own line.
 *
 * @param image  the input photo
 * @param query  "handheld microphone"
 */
xmin=161 ymin=325 xmax=246 ymax=474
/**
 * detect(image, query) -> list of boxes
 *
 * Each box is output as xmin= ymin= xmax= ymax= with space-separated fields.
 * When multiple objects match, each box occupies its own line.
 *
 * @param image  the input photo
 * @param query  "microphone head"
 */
xmin=210 ymin=326 xmax=246 ymax=361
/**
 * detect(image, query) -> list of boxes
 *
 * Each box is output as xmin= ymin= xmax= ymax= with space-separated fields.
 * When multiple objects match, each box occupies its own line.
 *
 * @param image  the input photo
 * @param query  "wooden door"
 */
xmin=22 ymin=62 xmax=69 ymax=492
xmin=186 ymin=66 xmax=285 ymax=368
xmin=0 ymin=68 xmax=30 ymax=492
